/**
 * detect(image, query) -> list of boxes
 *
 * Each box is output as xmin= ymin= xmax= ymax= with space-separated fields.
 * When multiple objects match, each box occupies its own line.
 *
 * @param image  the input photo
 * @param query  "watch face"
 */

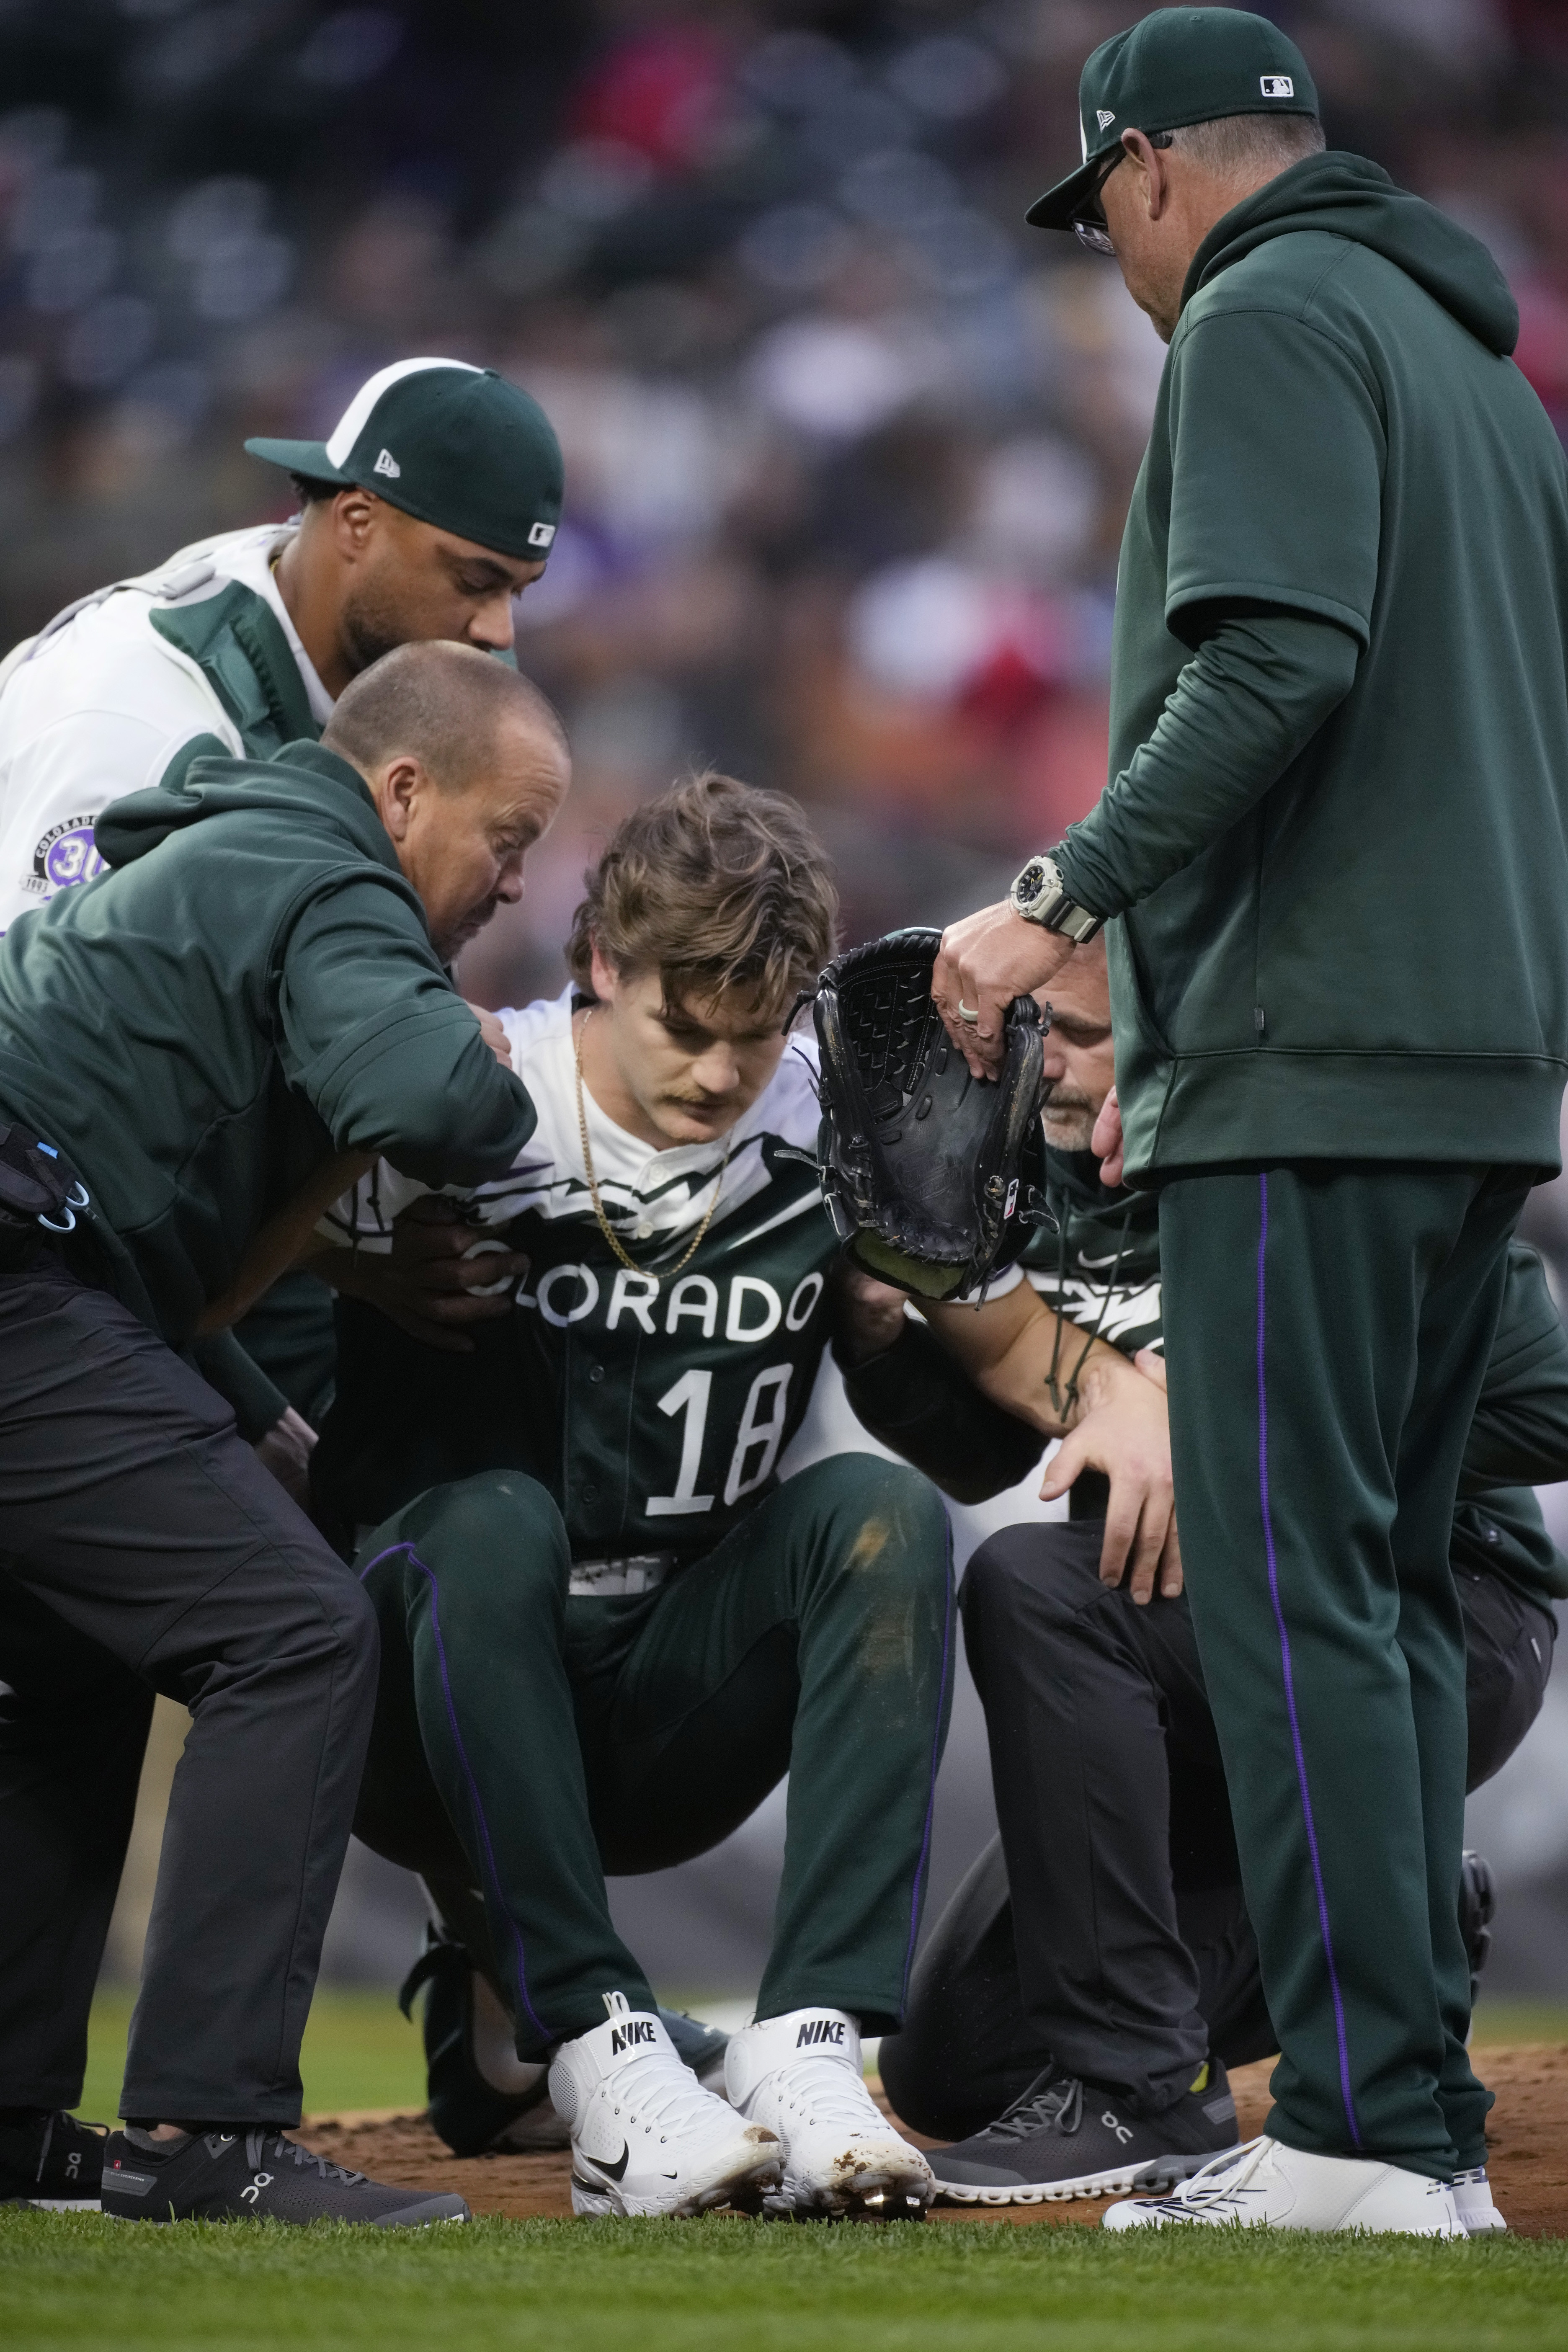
xmin=1014 ymin=859 xmax=1048 ymax=906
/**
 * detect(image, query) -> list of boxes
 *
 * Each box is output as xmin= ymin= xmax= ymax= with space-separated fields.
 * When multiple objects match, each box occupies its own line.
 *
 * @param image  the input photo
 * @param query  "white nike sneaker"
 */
xmin=1103 ymin=2135 xmax=1465 ymax=2236
xmin=548 ymin=1993 xmax=781 ymax=2218
xmin=724 ymin=2007 xmax=934 ymax=2220
xmin=1451 ymin=2165 xmax=1507 ymax=2234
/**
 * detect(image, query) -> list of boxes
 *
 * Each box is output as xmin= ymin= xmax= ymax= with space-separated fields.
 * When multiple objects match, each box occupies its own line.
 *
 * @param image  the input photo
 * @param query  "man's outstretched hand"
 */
xmin=933 ymin=903 xmax=1074 ymax=1077
xmin=253 ymin=1405 xmax=317 ymax=1509
xmin=1039 ymin=1347 xmax=1181 ymax=1603
xmin=324 ymin=1195 xmax=529 ymax=1353
xmin=467 ymin=1002 xmax=513 ymax=1069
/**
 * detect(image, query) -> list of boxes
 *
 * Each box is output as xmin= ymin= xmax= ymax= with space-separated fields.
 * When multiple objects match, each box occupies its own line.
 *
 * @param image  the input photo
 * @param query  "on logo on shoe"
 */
xmin=796 ymin=2019 xmax=846 ymax=2048
xmin=610 ymin=2020 xmax=657 ymax=2056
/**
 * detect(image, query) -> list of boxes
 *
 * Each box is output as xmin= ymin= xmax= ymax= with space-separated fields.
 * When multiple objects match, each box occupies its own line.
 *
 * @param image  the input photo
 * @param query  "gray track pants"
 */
xmin=0 ymin=1255 xmax=377 ymax=2124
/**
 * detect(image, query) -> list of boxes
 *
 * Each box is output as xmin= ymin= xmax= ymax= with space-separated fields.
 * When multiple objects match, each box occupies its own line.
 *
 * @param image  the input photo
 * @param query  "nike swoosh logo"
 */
xmin=587 ymin=2143 xmax=630 ymax=2182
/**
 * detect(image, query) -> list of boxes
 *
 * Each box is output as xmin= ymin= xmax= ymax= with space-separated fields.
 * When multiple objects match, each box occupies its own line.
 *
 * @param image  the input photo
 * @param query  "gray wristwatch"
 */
xmin=1008 ymin=853 xmax=1104 ymax=942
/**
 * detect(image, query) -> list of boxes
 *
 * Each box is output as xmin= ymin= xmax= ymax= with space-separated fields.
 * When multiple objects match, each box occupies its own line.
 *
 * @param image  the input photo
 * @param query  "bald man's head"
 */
xmin=326 ymin=640 xmax=570 ymax=961
xmin=324 ymin=638 xmax=566 ymax=792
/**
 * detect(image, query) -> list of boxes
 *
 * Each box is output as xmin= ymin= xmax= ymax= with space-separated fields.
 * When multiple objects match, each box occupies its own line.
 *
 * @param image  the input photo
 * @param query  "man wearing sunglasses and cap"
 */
xmin=933 ymin=8 xmax=1568 ymax=2237
xmin=0 ymin=357 xmax=563 ymax=1467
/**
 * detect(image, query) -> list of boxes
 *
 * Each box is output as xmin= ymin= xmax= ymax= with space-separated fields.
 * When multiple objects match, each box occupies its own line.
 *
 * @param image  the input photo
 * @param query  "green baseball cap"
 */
xmin=245 ymin=356 xmax=564 ymax=562
xmin=1026 ymin=7 xmax=1318 ymax=231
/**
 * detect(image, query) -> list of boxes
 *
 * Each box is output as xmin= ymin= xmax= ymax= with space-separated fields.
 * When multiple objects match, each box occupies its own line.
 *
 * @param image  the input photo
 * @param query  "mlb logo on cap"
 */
xmin=1026 ymin=7 xmax=1319 ymax=233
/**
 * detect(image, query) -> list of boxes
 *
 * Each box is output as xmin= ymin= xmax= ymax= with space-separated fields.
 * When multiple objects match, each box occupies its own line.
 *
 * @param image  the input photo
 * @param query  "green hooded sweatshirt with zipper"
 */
xmin=1052 ymin=152 xmax=1568 ymax=1181
xmin=0 ymin=738 xmax=536 ymax=1348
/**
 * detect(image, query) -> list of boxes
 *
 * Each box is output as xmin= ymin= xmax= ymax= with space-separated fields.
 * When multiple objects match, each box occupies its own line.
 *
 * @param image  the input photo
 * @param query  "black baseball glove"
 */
xmin=803 ymin=927 xmax=1051 ymax=1302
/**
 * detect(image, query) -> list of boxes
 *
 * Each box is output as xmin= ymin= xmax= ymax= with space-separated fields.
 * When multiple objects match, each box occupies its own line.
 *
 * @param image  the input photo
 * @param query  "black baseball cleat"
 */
xmin=928 ymin=2062 xmax=1241 ymax=2206
xmin=400 ymin=1927 xmax=560 ymax=2156
xmin=401 ymin=1923 xmax=732 ymax=2157
xmin=0 ymin=2109 xmax=106 ymax=2208
xmin=99 ymin=2126 xmax=469 ymax=2226
xmin=1460 ymin=1849 xmax=1496 ymax=2012
xmin=658 ymin=2007 xmax=731 ymax=2092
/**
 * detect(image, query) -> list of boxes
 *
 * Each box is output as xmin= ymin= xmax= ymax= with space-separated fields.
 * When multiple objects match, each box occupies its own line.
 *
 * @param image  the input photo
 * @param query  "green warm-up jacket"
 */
xmin=0 ymin=738 xmax=536 ymax=1349
xmin=1054 ymin=152 xmax=1568 ymax=1180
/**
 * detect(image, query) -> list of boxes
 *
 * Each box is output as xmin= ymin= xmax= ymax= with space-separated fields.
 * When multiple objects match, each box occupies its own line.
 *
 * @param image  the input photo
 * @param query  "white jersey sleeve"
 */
xmin=0 ymin=703 xmax=223 ymax=938
xmin=0 ymin=521 xmax=308 ymax=939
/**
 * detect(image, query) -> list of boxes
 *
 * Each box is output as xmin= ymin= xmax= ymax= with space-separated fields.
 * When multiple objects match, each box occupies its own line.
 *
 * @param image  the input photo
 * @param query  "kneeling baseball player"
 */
xmin=305 ymin=779 xmax=1171 ymax=2219
xmin=850 ymin=938 xmax=1565 ymax=2236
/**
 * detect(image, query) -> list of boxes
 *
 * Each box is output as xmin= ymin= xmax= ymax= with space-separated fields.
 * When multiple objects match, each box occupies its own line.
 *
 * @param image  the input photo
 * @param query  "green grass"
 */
xmin=75 ymin=1990 xmax=428 ymax=2124
xmin=1470 ymin=2001 xmax=1568 ymax=2046
xmin=3 ymin=2211 xmax=1568 ymax=2352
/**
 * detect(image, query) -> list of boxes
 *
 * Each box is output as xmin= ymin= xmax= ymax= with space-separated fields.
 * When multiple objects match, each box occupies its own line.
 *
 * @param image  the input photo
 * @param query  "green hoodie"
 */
xmin=1053 ymin=152 xmax=1568 ymax=1179
xmin=0 ymin=739 xmax=536 ymax=1346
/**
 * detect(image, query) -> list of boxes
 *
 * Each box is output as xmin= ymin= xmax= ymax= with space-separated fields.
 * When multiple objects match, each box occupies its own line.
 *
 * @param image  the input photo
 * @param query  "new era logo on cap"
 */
xmin=1096 ymin=107 xmax=1115 ymax=129
xmin=1260 ymin=75 xmax=1294 ymax=97
xmin=372 ymin=447 xmax=401 ymax=478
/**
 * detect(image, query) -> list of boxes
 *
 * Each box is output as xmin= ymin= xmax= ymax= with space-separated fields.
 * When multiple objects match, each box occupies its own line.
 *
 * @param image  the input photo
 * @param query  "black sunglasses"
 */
xmin=1070 ymin=130 xmax=1173 ymax=255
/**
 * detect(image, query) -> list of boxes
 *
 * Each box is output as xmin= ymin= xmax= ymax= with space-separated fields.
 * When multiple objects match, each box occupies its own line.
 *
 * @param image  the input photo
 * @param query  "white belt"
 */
xmin=568 ymin=1553 xmax=673 ymax=1597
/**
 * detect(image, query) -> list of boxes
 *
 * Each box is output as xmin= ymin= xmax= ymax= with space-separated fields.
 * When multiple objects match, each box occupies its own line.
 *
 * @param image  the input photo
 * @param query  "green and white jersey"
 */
xmin=1021 ymin=1147 xmax=1163 ymax=1362
xmin=0 ymin=520 xmax=331 ymax=937
xmin=322 ymin=989 xmax=836 ymax=1559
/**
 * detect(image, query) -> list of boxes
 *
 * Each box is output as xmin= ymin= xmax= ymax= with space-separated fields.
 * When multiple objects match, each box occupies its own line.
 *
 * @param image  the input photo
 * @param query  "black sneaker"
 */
xmin=99 ymin=2127 xmax=469 ymax=2226
xmin=929 ymin=2062 xmax=1240 ymax=2206
xmin=0 ymin=2110 xmax=106 ymax=2208
xmin=657 ymin=2006 xmax=730 ymax=2092
xmin=400 ymin=1928 xmax=560 ymax=2157
xmin=1460 ymin=1849 xmax=1496 ymax=2012
xmin=400 ymin=1924 xmax=732 ymax=2156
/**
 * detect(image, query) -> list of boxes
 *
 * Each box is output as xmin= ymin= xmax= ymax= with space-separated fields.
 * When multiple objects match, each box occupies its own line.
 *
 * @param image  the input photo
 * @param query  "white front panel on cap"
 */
xmin=324 ymin=355 xmax=482 ymax=469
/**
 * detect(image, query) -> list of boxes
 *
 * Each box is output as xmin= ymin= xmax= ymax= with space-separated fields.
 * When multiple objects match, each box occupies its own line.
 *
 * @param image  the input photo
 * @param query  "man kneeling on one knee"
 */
xmin=303 ymin=777 xmax=1176 ymax=2220
xmin=852 ymin=936 xmax=1565 ymax=2237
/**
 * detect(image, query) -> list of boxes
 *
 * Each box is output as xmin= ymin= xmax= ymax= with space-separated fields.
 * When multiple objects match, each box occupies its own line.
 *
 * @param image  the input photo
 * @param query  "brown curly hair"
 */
xmin=567 ymin=771 xmax=838 ymax=1024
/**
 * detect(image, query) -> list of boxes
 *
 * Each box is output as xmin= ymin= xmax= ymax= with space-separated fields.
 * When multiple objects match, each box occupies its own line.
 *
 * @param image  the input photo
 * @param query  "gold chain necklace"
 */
xmin=573 ymin=1007 xmax=733 ymax=1283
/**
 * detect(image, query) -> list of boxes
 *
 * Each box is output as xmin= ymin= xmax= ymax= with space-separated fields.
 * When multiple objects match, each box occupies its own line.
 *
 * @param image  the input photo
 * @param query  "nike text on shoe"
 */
xmin=0 ymin=2109 xmax=106 ymax=2210
xmin=1451 ymin=2164 xmax=1507 ymax=2235
xmin=930 ymin=2061 xmax=1240 ymax=2207
xmin=1102 ymin=2136 xmax=1465 ymax=2236
xmin=400 ymin=1924 xmax=562 ymax=2155
xmin=548 ymin=1992 xmax=781 ymax=2218
xmin=724 ymin=2007 xmax=934 ymax=2221
xmin=98 ymin=2127 xmax=469 ymax=2226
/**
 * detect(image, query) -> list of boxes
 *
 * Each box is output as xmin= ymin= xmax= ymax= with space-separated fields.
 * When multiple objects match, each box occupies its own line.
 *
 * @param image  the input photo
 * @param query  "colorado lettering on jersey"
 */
xmin=324 ymin=992 xmax=839 ymax=1559
xmin=521 ymin=1263 xmax=824 ymax=1341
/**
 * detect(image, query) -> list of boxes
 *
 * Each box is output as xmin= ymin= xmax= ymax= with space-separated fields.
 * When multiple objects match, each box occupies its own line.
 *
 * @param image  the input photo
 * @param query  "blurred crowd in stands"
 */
xmin=0 ymin=0 xmax=1564 ymax=1004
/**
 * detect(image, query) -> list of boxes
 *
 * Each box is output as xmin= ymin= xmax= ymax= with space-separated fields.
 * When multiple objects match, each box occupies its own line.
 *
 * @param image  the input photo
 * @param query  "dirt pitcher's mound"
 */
xmin=303 ymin=2044 xmax=1568 ymax=2235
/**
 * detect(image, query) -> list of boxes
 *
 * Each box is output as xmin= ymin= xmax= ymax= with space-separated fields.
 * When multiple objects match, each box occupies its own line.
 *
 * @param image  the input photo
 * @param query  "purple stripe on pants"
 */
xmin=1256 ymin=1175 xmax=1361 ymax=2149
xmin=359 ymin=1540 xmax=550 ymax=2045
